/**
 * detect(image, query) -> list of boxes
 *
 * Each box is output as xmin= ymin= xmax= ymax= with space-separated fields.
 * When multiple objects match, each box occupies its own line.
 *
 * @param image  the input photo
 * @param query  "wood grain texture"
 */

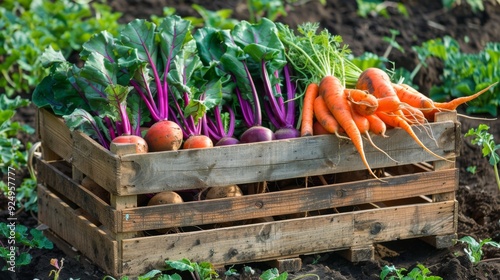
xmin=118 ymin=169 xmax=457 ymax=232
xmin=36 ymin=158 xmax=119 ymax=232
xmin=37 ymin=184 xmax=119 ymax=276
xmin=120 ymin=201 xmax=456 ymax=276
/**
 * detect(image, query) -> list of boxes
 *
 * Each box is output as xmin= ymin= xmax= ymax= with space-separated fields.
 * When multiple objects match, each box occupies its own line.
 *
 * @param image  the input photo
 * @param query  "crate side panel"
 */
xmin=118 ymin=121 xmax=458 ymax=193
xmin=121 ymin=201 xmax=456 ymax=275
xmin=120 ymin=169 xmax=457 ymax=232
xmin=38 ymin=184 xmax=119 ymax=275
xmin=38 ymin=109 xmax=72 ymax=161
xmin=70 ymin=131 xmax=122 ymax=194
xmin=36 ymin=158 xmax=118 ymax=232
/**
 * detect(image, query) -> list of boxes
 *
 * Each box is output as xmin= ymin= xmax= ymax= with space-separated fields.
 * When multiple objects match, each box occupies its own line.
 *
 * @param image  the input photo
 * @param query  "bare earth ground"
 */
xmin=1 ymin=0 xmax=500 ymax=279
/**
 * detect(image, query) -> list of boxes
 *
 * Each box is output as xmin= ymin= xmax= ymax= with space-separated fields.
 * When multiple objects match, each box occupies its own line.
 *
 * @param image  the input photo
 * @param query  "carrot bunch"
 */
xmin=278 ymin=22 xmax=497 ymax=181
xmin=301 ymin=67 xmax=497 ymax=180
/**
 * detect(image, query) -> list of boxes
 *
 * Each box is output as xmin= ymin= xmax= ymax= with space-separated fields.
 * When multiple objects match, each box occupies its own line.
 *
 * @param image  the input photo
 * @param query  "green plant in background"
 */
xmin=349 ymin=29 xmax=403 ymax=72
xmin=0 ymin=0 xmax=122 ymax=97
xmin=0 ymin=95 xmax=33 ymax=173
xmin=153 ymin=4 xmax=239 ymax=30
xmin=412 ymin=36 xmax=500 ymax=116
xmin=0 ymin=95 xmax=38 ymax=213
xmin=247 ymin=0 xmax=326 ymax=23
xmin=457 ymin=236 xmax=500 ymax=264
xmin=165 ymin=258 xmax=219 ymax=280
xmin=465 ymin=124 xmax=500 ymax=190
xmin=356 ymin=0 xmax=409 ymax=18
xmin=380 ymin=264 xmax=442 ymax=280
xmin=441 ymin=0 xmax=500 ymax=13
xmin=0 ymin=223 xmax=53 ymax=270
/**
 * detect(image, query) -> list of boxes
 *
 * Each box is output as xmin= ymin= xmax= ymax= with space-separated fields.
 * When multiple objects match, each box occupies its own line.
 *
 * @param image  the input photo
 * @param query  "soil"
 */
xmin=1 ymin=0 xmax=500 ymax=279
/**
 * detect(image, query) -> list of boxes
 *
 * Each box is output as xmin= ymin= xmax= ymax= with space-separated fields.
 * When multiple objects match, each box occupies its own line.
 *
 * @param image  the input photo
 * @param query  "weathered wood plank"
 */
xmin=71 ymin=131 xmax=122 ymax=194
xmin=121 ymin=201 xmax=456 ymax=276
xmin=37 ymin=184 xmax=119 ymax=276
xmin=119 ymin=169 xmax=457 ymax=232
xmin=38 ymin=108 xmax=72 ymax=161
xmin=36 ymin=159 xmax=119 ymax=233
xmin=336 ymin=245 xmax=374 ymax=263
xmin=114 ymin=120 xmax=456 ymax=194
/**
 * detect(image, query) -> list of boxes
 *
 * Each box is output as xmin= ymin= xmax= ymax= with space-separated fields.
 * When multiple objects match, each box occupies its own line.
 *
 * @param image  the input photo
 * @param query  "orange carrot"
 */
xmin=434 ymin=82 xmax=498 ymax=111
xmin=345 ymin=88 xmax=378 ymax=116
xmin=376 ymin=96 xmax=403 ymax=112
xmin=365 ymin=114 xmax=387 ymax=137
xmin=313 ymin=95 xmax=345 ymax=138
xmin=401 ymin=105 xmax=426 ymax=125
xmin=313 ymin=120 xmax=331 ymax=135
xmin=320 ymin=75 xmax=381 ymax=181
xmin=356 ymin=67 xmax=399 ymax=99
xmin=392 ymin=83 xmax=434 ymax=111
xmin=349 ymin=101 xmax=370 ymax=134
xmin=351 ymin=102 xmax=397 ymax=163
xmin=376 ymin=111 xmax=452 ymax=162
xmin=300 ymin=83 xmax=319 ymax=136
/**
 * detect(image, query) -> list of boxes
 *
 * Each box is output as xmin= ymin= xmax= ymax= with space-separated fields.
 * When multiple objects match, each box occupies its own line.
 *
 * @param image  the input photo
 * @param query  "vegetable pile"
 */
xmin=33 ymin=15 xmax=498 ymax=181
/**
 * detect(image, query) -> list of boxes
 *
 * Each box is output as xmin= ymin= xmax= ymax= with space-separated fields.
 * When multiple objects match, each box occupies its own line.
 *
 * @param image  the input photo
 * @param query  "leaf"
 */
xmin=16 ymin=252 xmax=32 ymax=266
xmin=40 ymin=46 xmax=67 ymax=68
xmin=120 ymin=19 xmax=155 ymax=58
xmin=137 ymin=269 xmax=163 ymax=280
xmin=29 ymin=228 xmax=54 ymax=250
xmin=232 ymin=18 xmax=286 ymax=72
xmin=63 ymin=109 xmax=108 ymax=144
xmin=165 ymin=259 xmax=195 ymax=273
xmin=194 ymin=27 xmax=224 ymax=63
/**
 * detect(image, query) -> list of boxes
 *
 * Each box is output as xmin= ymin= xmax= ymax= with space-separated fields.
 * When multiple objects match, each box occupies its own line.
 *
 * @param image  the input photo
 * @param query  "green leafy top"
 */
xmin=277 ymin=22 xmax=362 ymax=88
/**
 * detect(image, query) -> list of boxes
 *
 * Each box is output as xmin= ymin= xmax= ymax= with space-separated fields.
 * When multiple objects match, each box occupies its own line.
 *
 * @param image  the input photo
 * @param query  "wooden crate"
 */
xmin=35 ymin=108 xmax=460 ymax=277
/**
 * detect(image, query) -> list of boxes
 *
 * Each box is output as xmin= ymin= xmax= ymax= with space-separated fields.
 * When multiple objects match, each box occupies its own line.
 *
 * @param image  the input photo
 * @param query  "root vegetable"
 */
xmin=205 ymin=185 xmax=243 ymax=199
xmin=147 ymin=191 xmax=184 ymax=234
xmin=144 ymin=120 xmax=183 ymax=152
xmin=111 ymin=135 xmax=148 ymax=154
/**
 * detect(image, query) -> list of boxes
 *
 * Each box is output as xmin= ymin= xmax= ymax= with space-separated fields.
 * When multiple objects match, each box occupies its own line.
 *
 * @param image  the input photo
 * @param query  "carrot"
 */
xmin=313 ymin=120 xmax=331 ymax=135
xmin=356 ymin=67 xmax=399 ymax=99
xmin=313 ymin=95 xmax=346 ymax=139
xmin=350 ymin=102 xmax=397 ymax=163
xmin=401 ymin=105 xmax=426 ymax=125
xmin=392 ymin=83 xmax=434 ymax=111
xmin=365 ymin=114 xmax=387 ymax=137
xmin=349 ymin=101 xmax=370 ymax=134
xmin=300 ymin=83 xmax=320 ymax=136
xmin=345 ymin=88 xmax=378 ymax=116
xmin=376 ymin=96 xmax=403 ymax=112
xmin=376 ymin=111 xmax=452 ymax=162
xmin=434 ymin=82 xmax=498 ymax=111
xmin=405 ymin=82 xmax=498 ymax=121
xmin=320 ymin=75 xmax=382 ymax=181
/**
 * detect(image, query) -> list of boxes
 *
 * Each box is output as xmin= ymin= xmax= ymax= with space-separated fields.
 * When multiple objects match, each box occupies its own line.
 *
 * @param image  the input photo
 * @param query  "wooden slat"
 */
xmin=36 ymin=159 xmax=119 ymax=233
xmin=70 ymin=131 xmax=122 ymax=194
xmin=37 ymin=184 xmax=119 ymax=276
xmin=121 ymin=201 xmax=456 ymax=276
xmin=119 ymin=168 xmax=457 ymax=232
xmin=336 ymin=245 xmax=374 ymax=263
xmin=116 ymin=120 xmax=457 ymax=194
xmin=421 ymin=233 xmax=458 ymax=249
xmin=38 ymin=108 xmax=72 ymax=161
